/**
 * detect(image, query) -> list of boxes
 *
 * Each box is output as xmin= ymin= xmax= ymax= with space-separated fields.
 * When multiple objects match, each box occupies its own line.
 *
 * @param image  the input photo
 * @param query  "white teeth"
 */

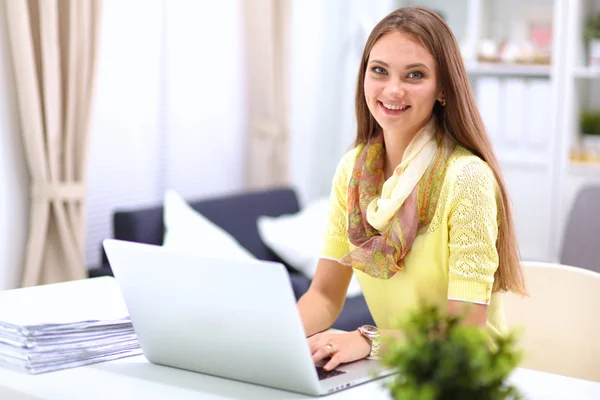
xmin=382 ymin=103 xmax=408 ymax=111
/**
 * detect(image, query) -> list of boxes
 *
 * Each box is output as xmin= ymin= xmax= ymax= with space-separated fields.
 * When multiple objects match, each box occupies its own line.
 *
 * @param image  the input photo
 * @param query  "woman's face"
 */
xmin=364 ymin=31 xmax=442 ymax=137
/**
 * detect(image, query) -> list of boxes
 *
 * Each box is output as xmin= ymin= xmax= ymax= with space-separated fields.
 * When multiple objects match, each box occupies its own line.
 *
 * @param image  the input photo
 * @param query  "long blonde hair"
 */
xmin=354 ymin=6 xmax=526 ymax=295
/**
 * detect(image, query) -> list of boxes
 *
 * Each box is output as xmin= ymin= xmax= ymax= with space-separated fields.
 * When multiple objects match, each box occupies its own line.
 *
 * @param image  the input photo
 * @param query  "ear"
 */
xmin=436 ymin=89 xmax=446 ymax=103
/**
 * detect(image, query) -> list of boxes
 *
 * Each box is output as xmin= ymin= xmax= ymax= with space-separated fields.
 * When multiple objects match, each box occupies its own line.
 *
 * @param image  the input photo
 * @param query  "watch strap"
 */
xmin=358 ymin=325 xmax=381 ymax=359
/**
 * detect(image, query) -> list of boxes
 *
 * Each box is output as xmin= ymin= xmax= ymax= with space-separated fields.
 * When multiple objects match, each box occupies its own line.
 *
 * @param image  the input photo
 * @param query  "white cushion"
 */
xmin=257 ymin=197 xmax=362 ymax=298
xmin=162 ymin=190 xmax=254 ymax=261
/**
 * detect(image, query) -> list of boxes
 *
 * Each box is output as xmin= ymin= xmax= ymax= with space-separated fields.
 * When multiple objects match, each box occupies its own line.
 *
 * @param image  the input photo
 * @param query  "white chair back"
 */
xmin=504 ymin=261 xmax=600 ymax=382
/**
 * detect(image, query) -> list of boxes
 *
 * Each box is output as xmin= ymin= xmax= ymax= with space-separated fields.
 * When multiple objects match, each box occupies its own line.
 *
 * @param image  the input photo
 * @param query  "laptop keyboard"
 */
xmin=316 ymin=366 xmax=346 ymax=380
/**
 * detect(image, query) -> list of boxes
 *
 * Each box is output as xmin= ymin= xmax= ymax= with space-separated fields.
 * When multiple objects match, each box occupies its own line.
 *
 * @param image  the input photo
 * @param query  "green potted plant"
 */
xmin=580 ymin=111 xmax=600 ymax=136
xmin=382 ymin=305 xmax=523 ymax=400
xmin=579 ymin=111 xmax=600 ymax=162
xmin=584 ymin=14 xmax=600 ymax=67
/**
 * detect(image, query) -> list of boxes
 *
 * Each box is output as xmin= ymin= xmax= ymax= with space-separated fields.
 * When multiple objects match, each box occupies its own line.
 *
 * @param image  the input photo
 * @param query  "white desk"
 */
xmin=1 ymin=355 xmax=600 ymax=400
xmin=1 ymin=278 xmax=599 ymax=399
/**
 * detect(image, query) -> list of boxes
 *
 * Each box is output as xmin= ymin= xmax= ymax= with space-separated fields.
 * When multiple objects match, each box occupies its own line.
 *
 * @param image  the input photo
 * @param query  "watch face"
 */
xmin=362 ymin=325 xmax=378 ymax=335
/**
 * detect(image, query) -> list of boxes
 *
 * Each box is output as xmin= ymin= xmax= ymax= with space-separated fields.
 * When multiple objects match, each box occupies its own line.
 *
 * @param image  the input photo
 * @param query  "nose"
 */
xmin=384 ymin=78 xmax=405 ymax=98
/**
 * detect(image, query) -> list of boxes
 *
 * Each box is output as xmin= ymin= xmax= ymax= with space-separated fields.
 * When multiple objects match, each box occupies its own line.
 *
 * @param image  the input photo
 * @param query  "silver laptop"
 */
xmin=103 ymin=239 xmax=396 ymax=396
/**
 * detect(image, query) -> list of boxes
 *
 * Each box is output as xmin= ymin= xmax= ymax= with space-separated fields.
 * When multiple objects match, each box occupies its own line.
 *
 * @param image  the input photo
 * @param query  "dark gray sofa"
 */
xmin=90 ymin=187 xmax=374 ymax=332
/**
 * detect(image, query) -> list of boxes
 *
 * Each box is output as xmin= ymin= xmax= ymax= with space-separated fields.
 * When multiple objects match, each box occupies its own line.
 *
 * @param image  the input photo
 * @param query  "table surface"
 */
xmin=1 ymin=278 xmax=599 ymax=399
xmin=1 ymin=354 xmax=600 ymax=400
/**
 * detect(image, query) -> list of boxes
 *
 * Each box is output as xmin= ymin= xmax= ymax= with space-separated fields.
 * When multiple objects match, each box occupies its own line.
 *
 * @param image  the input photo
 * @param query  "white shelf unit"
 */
xmin=562 ymin=0 xmax=600 ymax=163
xmin=569 ymin=162 xmax=600 ymax=176
xmin=573 ymin=66 xmax=600 ymax=78
xmin=473 ymin=0 xmax=559 ymax=263
xmin=465 ymin=62 xmax=552 ymax=77
xmin=556 ymin=0 xmax=600 ymax=255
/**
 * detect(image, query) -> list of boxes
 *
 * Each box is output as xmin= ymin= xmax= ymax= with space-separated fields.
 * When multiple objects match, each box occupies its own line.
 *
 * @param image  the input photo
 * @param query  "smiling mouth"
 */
xmin=382 ymin=102 xmax=409 ymax=110
xmin=378 ymin=101 xmax=410 ymax=114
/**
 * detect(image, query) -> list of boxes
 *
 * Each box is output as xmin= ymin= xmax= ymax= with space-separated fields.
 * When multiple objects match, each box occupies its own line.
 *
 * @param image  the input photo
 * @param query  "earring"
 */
xmin=440 ymin=98 xmax=447 ymax=107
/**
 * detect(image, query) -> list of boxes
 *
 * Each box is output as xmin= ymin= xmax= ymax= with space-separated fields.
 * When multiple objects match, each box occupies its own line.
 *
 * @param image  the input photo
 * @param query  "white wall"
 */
xmin=289 ymin=0 xmax=338 ymax=205
xmin=0 ymin=4 xmax=29 ymax=290
xmin=86 ymin=0 xmax=246 ymax=267
xmin=289 ymin=0 xmax=397 ymax=205
xmin=163 ymin=0 xmax=246 ymax=201
xmin=86 ymin=0 xmax=165 ymax=267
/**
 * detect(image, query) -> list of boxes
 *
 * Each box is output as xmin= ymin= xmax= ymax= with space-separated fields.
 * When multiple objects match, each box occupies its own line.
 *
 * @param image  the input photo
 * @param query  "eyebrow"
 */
xmin=369 ymin=60 xmax=430 ymax=71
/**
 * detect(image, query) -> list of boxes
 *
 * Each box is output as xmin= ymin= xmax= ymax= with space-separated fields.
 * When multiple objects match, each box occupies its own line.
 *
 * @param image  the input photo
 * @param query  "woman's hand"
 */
xmin=308 ymin=330 xmax=371 ymax=371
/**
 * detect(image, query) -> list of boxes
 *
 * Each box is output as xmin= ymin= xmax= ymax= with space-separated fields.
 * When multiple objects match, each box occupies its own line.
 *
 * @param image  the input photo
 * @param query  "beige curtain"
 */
xmin=3 ymin=0 xmax=102 ymax=287
xmin=243 ymin=0 xmax=291 ymax=189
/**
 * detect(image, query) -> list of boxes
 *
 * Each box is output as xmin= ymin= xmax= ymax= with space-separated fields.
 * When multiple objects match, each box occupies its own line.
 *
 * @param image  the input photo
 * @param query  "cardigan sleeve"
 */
xmin=446 ymin=158 xmax=500 ymax=305
xmin=320 ymin=148 xmax=359 ymax=261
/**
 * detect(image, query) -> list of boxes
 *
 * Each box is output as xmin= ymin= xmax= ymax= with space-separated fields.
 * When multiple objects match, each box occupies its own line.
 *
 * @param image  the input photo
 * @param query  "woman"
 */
xmin=297 ymin=6 xmax=526 ymax=372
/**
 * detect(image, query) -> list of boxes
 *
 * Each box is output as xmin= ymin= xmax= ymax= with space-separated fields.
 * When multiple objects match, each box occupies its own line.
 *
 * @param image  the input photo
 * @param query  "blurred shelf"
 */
xmin=466 ymin=62 xmax=551 ymax=77
xmin=568 ymin=161 xmax=600 ymax=178
xmin=573 ymin=67 xmax=600 ymax=79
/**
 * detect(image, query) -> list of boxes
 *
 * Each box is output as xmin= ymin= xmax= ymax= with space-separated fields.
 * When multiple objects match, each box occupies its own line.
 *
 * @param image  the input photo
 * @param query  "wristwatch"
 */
xmin=358 ymin=325 xmax=381 ymax=359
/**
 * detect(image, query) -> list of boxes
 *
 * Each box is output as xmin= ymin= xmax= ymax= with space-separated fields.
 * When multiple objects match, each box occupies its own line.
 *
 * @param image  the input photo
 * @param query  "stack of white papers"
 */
xmin=0 ymin=277 xmax=142 ymax=374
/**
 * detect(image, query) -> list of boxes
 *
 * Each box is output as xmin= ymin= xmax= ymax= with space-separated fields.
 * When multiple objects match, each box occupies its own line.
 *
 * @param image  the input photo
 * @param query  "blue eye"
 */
xmin=407 ymin=71 xmax=424 ymax=79
xmin=371 ymin=66 xmax=387 ymax=75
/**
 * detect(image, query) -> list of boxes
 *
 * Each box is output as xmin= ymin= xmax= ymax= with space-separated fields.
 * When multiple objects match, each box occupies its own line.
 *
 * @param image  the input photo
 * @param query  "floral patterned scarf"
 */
xmin=340 ymin=117 xmax=455 ymax=279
